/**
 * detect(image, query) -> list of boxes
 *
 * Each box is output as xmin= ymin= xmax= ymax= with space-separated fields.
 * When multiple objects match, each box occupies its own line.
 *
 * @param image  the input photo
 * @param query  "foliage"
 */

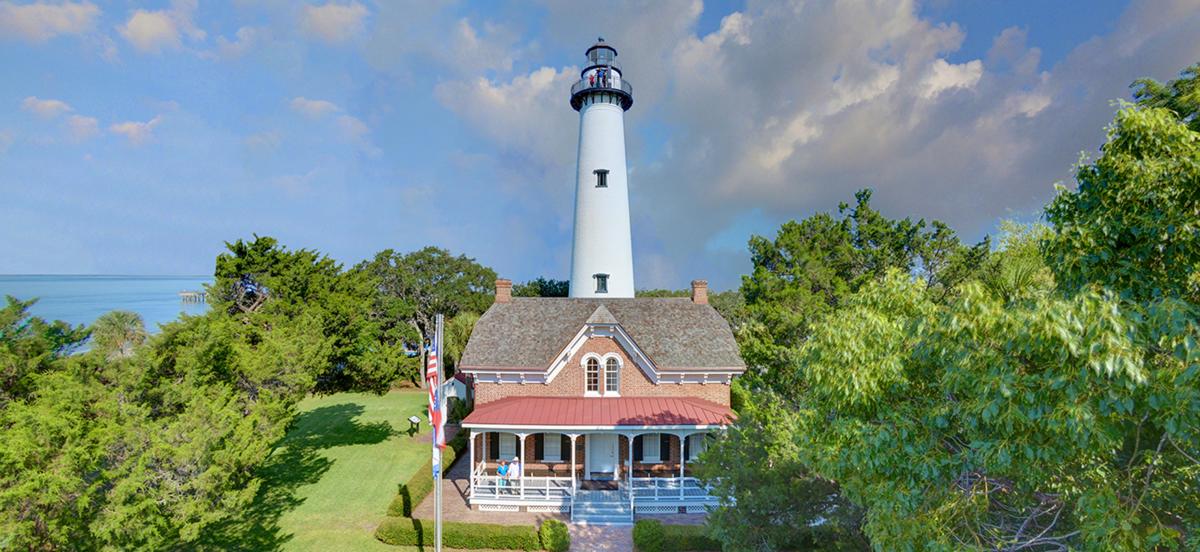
xmin=1044 ymin=105 xmax=1200 ymax=303
xmin=375 ymin=517 xmax=540 ymax=550
xmin=0 ymin=296 xmax=88 ymax=405
xmin=633 ymin=519 xmax=667 ymax=552
xmin=737 ymin=190 xmax=987 ymax=394
xmin=442 ymin=311 xmax=480 ymax=372
xmin=699 ymin=397 xmax=866 ymax=550
xmin=513 ymin=277 xmax=570 ymax=297
xmin=386 ymin=431 xmax=466 ymax=517
xmin=1133 ymin=63 xmax=1200 ymax=132
xmin=538 ymin=519 xmax=570 ymax=552
xmin=633 ymin=520 xmax=725 ymax=551
xmin=785 ymin=267 xmax=1200 ymax=550
xmin=89 ymin=309 xmax=148 ymax=359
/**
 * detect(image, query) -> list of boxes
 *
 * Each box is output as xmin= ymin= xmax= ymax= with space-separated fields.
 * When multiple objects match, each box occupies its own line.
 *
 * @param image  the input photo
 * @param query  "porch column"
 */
xmin=517 ymin=433 xmax=527 ymax=499
xmin=469 ymin=431 xmax=478 ymax=498
xmin=679 ymin=432 xmax=687 ymax=499
xmin=569 ymin=434 xmax=579 ymax=495
xmin=624 ymin=433 xmax=635 ymax=513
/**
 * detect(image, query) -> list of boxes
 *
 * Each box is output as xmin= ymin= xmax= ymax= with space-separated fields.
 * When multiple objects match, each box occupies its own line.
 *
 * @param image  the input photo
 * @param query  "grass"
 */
xmin=203 ymin=389 xmax=433 ymax=551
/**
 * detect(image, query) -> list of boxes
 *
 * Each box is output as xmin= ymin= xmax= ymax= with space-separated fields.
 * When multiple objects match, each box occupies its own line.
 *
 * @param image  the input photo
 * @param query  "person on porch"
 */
xmin=508 ymin=456 xmax=521 ymax=491
xmin=497 ymin=460 xmax=508 ymax=493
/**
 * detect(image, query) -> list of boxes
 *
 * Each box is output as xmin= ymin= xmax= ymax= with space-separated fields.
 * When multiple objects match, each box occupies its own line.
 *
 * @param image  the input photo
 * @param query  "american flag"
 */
xmin=426 ymin=342 xmax=446 ymax=450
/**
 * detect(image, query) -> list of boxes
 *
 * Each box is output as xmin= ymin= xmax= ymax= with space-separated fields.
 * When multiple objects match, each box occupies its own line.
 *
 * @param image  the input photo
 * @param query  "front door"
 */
xmin=586 ymin=434 xmax=618 ymax=479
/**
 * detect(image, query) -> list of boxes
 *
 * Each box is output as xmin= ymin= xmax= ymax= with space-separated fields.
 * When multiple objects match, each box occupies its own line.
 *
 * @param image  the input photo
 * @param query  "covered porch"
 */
xmin=460 ymin=396 xmax=731 ymax=519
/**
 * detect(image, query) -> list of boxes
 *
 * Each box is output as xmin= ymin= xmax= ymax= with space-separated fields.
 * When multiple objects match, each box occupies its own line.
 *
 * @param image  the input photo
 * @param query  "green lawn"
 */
xmin=204 ymin=389 xmax=432 ymax=551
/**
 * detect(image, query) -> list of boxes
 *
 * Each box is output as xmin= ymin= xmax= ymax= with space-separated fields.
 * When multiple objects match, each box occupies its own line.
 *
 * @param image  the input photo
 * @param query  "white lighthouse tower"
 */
xmin=568 ymin=38 xmax=635 ymax=298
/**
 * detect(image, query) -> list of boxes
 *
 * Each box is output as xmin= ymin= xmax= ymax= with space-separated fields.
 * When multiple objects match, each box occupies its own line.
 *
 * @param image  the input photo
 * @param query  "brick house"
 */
xmin=459 ymin=279 xmax=745 ymax=522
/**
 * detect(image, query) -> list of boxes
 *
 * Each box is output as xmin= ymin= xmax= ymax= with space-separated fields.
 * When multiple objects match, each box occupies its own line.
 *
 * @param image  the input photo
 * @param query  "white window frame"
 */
xmin=643 ymin=433 xmax=661 ymax=463
xmin=583 ymin=354 xmax=602 ymax=397
xmin=687 ymin=434 xmax=707 ymax=462
xmin=604 ymin=356 xmax=620 ymax=395
xmin=499 ymin=433 xmax=517 ymax=459
xmin=543 ymin=433 xmax=562 ymax=462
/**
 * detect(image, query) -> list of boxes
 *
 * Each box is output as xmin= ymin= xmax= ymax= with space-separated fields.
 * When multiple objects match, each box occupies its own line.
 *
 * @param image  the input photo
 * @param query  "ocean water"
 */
xmin=0 ymin=275 xmax=213 ymax=331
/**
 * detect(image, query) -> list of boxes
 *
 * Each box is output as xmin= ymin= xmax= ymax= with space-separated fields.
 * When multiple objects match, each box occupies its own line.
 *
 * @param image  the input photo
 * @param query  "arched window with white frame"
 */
xmin=585 ymin=357 xmax=600 ymax=393
xmin=604 ymin=357 xmax=620 ymax=393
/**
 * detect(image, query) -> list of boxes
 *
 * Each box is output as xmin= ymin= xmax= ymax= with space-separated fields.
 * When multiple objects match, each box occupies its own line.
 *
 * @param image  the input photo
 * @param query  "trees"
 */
xmin=1044 ymin=104 xmax=1199 ymax=304
xmin=704 ymin=80 xmax=1200 ymax=550
xmin=351 ymin=247 xmax=495 ymax=386
xmin=513 ymin=277 xmax=569 ymax=297
xmin=90 ymin=310 xmax=148 ymax=359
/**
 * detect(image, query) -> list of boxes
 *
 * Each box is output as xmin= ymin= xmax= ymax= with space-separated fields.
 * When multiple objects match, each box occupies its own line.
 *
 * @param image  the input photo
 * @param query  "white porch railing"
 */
xmin=471 ymin=462 xmax=573 ymax=502
xmin=631 ymin=476 xmax=717 ymax=502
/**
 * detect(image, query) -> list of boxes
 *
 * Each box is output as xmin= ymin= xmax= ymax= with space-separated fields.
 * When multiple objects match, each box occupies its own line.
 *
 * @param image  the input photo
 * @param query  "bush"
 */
xmin=386 ymin=431 xmax=467 ymax=517
xmin=375 ymin=517 xmax=540 ymax=550
xmin=633 ymin=520 xmax=721 ymax=552
xmin=539 ymin=519 xmax=570 ymax=552
xmin=634 ymin=520 xmax=666 ymax=552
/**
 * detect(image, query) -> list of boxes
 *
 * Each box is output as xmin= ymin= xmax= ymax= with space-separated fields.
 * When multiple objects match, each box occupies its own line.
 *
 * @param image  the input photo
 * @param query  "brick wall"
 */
xmin=474 ymin=336 xmax=730 ymax=406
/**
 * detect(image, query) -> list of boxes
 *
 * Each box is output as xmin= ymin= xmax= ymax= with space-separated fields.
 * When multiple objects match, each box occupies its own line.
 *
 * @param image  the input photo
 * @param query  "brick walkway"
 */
xmin=569 ymin=524 xmax=634 ymax=551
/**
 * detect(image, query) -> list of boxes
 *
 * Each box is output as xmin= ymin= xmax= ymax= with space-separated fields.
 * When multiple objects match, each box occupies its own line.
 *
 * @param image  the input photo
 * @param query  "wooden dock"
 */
xmin=179 ymin=290 xmax=207 ymax=304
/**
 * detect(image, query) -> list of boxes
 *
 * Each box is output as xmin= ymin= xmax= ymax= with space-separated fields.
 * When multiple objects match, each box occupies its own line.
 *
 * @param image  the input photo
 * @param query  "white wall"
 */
xmin=569 ymin=97 xmax=635 ymax=298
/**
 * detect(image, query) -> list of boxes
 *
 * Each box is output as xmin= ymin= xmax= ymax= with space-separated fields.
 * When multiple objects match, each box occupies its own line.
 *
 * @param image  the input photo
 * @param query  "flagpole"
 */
xmin=434 ymin=313 xmax=445 ymax=552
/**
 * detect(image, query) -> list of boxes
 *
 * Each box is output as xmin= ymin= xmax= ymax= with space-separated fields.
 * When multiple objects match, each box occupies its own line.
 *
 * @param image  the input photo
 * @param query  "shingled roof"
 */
xmin=459 ymin=297 xmax=745 ymax=370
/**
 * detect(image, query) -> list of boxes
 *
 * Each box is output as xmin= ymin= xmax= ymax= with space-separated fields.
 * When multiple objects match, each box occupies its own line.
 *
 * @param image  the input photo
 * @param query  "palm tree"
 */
xmin=91 ymin=310 xmax=148 ymax=359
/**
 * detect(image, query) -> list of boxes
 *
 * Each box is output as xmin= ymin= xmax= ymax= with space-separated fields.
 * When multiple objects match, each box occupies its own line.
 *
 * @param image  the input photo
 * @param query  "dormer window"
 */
xmin=605 ymin=357 xmax=619 ymax=393
xmin=593 ymin=273 xmax=609 ymax=294
xmin=586 ymin=358 xmax=600 ymax=392
xmin=594 ymin=169 xmax=608 ymax=188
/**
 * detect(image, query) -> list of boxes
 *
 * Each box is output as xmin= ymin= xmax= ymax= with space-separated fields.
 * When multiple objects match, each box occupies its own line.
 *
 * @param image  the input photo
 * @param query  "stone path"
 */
xmin=568 ymin=524 xmax=634 ymax=551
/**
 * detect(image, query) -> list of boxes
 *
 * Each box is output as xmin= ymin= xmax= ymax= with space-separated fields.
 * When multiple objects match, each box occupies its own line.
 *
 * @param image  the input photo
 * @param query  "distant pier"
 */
xmin=179 ymin=290 xmax=207 ymax=304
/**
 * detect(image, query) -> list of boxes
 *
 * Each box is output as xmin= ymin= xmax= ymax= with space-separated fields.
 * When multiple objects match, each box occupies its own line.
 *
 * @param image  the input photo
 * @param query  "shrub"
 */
xmin=375 ymin=517 xmax=540 ymax=550
xmin=663 ymin=524 xmax=721 ymax=551
xmin=539 ymin=519 xmax=570 ymax=552
xmin=386 ymin=431 xmax=466 ymax=516
xmin=633 ymin=520 xmax=666 ymax=552
xmin=634 ymin=520 xmax=721 ymax=552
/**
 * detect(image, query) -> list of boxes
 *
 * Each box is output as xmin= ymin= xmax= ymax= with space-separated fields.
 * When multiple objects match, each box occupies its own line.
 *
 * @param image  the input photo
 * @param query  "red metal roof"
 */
xmin=461 ymin=396 xmax=735 ymax=428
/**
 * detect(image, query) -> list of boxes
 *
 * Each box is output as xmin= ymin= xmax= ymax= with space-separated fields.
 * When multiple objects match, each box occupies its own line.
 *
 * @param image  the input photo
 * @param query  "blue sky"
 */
xmin=2 ymin=1 xmax=1198 ymax=290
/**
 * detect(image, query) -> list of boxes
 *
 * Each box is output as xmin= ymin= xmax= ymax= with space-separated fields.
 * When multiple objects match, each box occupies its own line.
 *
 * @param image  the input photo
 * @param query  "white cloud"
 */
xmin=66 ymin=114 xmax=99 ymax=140
xmin=0 ymin=1 xmax=99 ymax=42
xmin=243 ymin=130 xmax=281 ymax=151
xmin=289 ymin=96 xmax=340 ymax=118
xmin=302 ymin=2 xmax=368 ymax=43
xmin=337 ymin=115 xmax=380 ymax=156
xmin=109 ymin=115 xmax=162 ymax=144
xmin=21 ymin=96 xmax=72 ymax=118
xmin=119 ymin=10 xmax=179 ymax=52
xmin=213 ymin=26 xmax=263 ymax=59
xmin=920 ymin=59 xmax=984 ymax=98
xmin=118 ymin=0 xmax=205 ymax=53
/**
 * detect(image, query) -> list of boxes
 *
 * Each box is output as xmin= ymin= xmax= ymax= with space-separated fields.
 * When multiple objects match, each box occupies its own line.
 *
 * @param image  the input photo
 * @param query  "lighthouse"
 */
xmin=568 ymin=38 xmax=635 ymax=298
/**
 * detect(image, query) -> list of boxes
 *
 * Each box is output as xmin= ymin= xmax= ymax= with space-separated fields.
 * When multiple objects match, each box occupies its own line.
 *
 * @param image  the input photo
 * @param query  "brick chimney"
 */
xmin=495 ymin=279 xmax=513 ymax=304
xmin=690 ymin=279 xmax=708 ymax=305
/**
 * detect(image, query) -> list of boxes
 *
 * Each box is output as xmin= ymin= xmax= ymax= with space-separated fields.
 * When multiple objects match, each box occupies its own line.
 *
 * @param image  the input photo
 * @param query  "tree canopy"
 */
xmin=700 ymin=66 xmax=1200 ymax=551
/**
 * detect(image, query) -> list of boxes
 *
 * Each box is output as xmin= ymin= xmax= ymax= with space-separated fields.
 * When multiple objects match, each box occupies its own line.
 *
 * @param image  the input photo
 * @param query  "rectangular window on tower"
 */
xmin=594 ymin=169 xmax=609 ymax=188
xmin=594 ymin=273 xmax=609 ymax=294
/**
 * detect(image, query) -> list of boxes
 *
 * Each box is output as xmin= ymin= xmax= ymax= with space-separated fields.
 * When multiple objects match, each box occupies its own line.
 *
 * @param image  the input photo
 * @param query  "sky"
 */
xmin=2 ymin=0 xmax=1199 ymax=291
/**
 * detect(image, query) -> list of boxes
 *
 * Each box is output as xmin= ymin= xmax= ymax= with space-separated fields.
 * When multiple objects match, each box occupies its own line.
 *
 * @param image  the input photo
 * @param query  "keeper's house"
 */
xmin=459 ymin=279 xmax=744 ymax=523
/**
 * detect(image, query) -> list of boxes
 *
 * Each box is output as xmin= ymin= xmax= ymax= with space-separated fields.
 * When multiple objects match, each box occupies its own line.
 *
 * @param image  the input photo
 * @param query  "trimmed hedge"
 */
xmin=375 ymin=517 xmax=540 ymax=550
xmin=539 ymin=519 xmax=570 ymax=552
xmin=633 ymin=520 xmax=721 ymax=552
xmin=387 ymin=431 xmax=467 ymax=517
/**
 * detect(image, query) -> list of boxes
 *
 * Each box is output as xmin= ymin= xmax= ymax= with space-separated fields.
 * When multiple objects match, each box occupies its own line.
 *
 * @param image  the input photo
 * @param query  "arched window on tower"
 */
xmin=605 ymin=357 xmax=619 ymax=393
xmin=586 ymin=358 xmax=600 ymax=392
xmin=593 ymin=169 xmax=608 ymax=188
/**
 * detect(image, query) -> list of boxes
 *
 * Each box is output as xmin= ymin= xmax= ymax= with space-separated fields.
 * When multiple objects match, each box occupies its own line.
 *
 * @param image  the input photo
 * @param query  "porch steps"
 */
xmin=570 ymin=490 xmax=633 ymax=525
